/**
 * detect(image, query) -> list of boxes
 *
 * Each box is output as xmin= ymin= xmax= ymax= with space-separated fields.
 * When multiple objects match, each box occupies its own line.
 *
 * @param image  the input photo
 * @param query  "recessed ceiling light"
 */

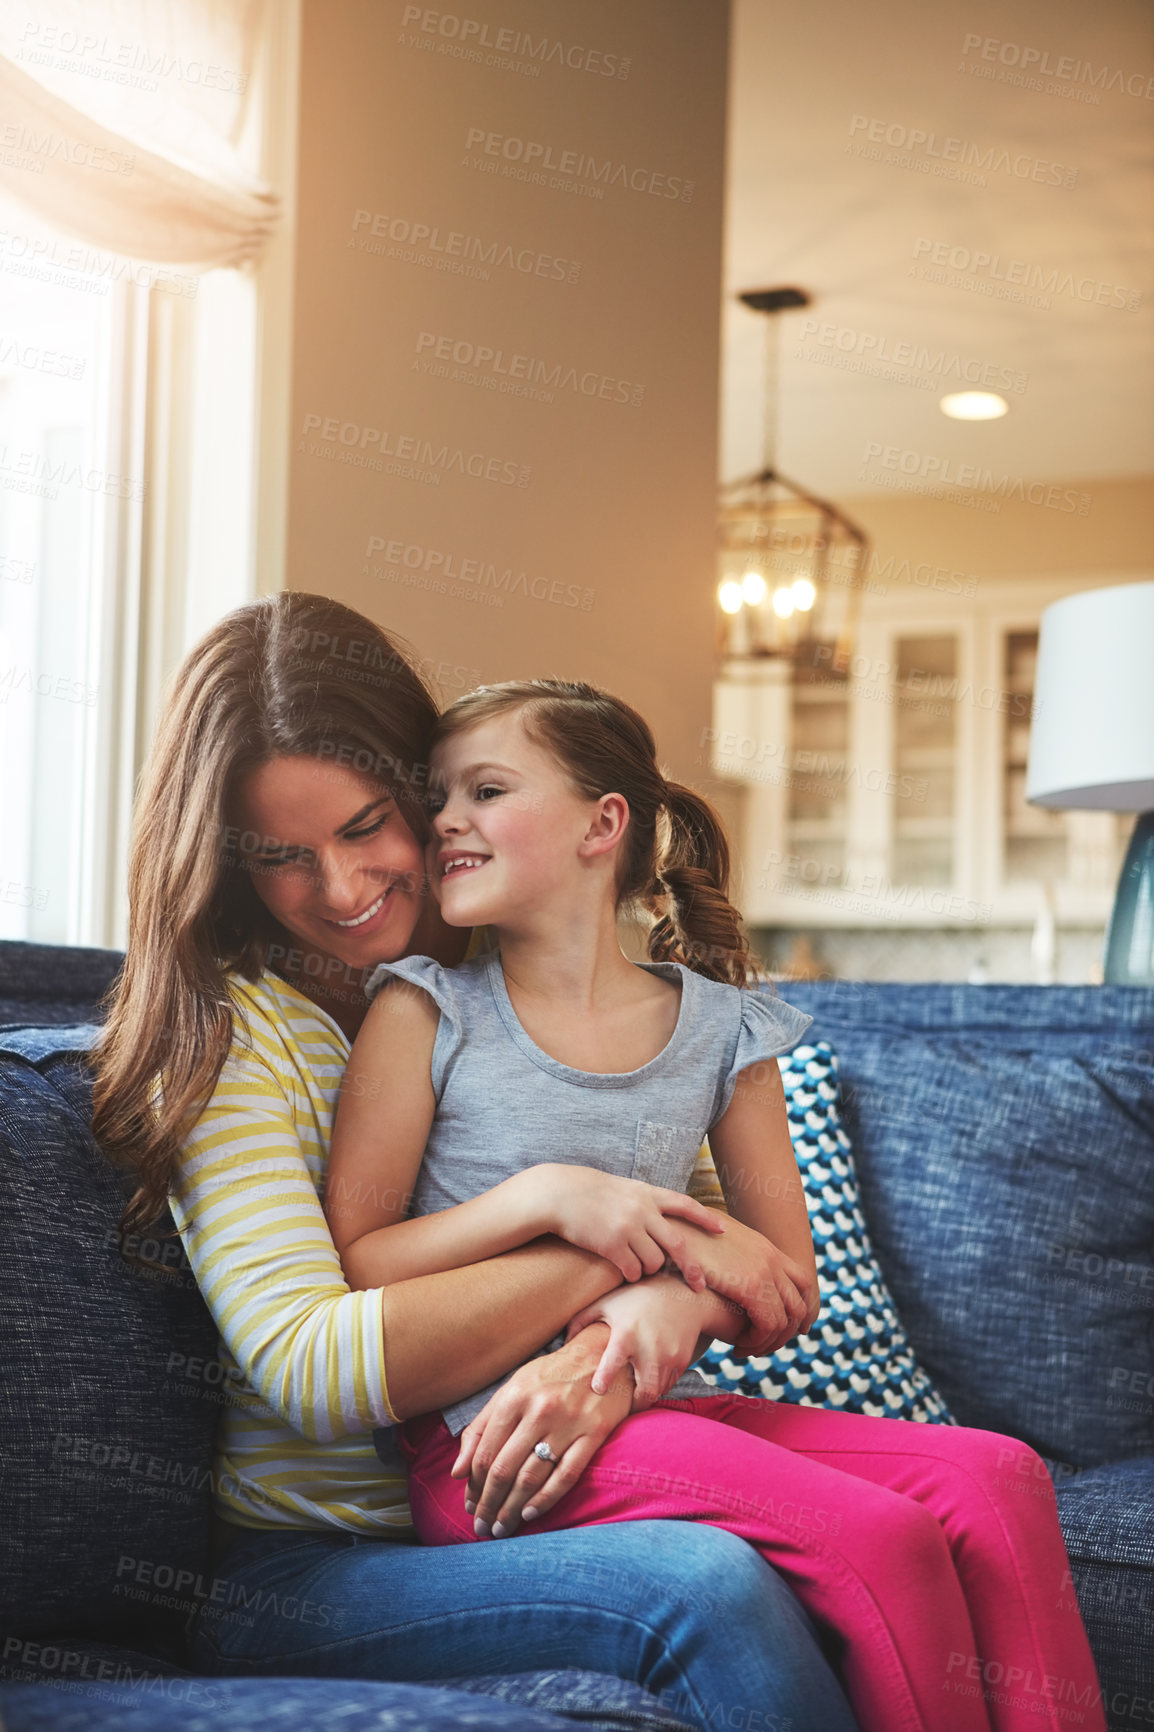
xmin=741 ymin=570 xmax=768 ymax=605
xmin=718 ymin=580 xmax=744 ymax=614
xmin=940 ymin=391 xmax=1009 ymax=421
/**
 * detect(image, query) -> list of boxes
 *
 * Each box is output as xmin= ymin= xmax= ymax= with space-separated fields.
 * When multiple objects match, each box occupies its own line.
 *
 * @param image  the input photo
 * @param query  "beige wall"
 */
xmin=287 ymin=0 xmax=729 ymax=783
xmin=837 ymin=474 xmax=1154 ymax=586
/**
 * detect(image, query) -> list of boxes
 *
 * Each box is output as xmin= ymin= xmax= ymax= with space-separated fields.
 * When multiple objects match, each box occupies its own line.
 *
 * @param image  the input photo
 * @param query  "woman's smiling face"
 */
xmin=230 ymin=755 xmax=429 ymax=971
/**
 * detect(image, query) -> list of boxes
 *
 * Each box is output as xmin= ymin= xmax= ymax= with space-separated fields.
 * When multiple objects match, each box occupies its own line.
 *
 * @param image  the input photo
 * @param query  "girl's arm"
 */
xmin=453 ymin=1070 xmax=821 ymax=1537
xmin=171 ymin=994 xmax=635 ymax=1434
xmin=707 ymin=1057 xmax=820 ymax=1336
xmin=392 ymin=1067 xmax=822 ymax=1462
xmin=174 ymin=983 xmax=806 ymax=1442
xmin=562 ymin=1059 xmax=821 ymax=1401
xmin=325 ymin=979 xmax=535 ymax=1284
xmin=327 ymin=980 xmax=726 ymax=1294
xmin=383 ymin=1213 xmax=799 ymax=1420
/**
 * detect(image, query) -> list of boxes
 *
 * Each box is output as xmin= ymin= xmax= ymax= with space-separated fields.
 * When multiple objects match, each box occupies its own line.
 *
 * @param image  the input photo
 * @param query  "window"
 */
xmin=0 ymin=2 xmax=298 ymax=948
xmin=0 ymin=199 xmax=146 ymax=943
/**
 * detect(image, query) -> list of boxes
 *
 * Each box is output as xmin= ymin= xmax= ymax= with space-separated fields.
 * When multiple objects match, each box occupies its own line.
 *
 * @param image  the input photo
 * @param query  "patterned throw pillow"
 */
xmin=696 ymin=1041 xmax=955 ymax=1424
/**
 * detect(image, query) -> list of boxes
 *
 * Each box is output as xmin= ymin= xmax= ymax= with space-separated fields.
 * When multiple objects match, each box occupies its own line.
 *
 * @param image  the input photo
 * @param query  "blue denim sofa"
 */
xmin=2 ymin=941 xmax=1152 ymax=1731
xmin=0 ymin=940 xmax=696 ymax=1732
xmin=779 ymin=976 xmax=1154 ymax=1732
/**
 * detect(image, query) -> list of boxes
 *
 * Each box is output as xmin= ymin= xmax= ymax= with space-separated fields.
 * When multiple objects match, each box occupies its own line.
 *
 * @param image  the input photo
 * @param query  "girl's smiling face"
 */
xmin=230 ymin=754 xmax=430 ymax=969
xmin=428 ymin=713 xmax=623 ymax=929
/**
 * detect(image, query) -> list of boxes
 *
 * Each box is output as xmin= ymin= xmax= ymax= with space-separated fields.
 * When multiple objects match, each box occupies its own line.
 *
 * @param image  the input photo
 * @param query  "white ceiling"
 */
xmin=722 ymin=0 xmax=1154 ymax=497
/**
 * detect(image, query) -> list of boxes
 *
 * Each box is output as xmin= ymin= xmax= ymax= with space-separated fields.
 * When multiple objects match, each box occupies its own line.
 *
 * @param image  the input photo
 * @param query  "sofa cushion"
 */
xmin=0 ymin=941 xmax=123 ymax=1027
xmin=446 ymin=1670 xmax=698 ymax=1730
xmin=0 ymin=1672 xmax=696 ymax=1731
xmin=697 ymin=1042 xmax=954 ymax=1423
xmin=0 ymin=1028 xmax=220 ymax=1651
xmin=0 ymin=1670 xmax=696 ymax=1732
xmin=777 ymin=985 xmax=1154 ymax=1471
xmin=1056 ymin=1457 xmax=1154 ymax=1732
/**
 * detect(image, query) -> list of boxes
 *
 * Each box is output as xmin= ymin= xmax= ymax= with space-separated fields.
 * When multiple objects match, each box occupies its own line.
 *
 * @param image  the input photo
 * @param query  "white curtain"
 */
xmin=0 ymin=0 xmax=279 ymax=267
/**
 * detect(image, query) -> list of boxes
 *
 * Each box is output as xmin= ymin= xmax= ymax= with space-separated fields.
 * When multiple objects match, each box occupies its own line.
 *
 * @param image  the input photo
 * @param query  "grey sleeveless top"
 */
xmin=365 ymin=950 xmax=812 ymax=1433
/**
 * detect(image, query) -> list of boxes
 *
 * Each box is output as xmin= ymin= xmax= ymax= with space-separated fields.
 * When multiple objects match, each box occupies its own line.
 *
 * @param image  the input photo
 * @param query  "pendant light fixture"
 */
xmin=718 ymin=287 xmax=869 ymax=666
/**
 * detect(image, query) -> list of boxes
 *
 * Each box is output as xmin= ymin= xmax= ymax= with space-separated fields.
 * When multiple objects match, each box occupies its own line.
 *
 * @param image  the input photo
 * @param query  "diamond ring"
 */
xmin=533 ymin=1440 xmax=558 ymax=1464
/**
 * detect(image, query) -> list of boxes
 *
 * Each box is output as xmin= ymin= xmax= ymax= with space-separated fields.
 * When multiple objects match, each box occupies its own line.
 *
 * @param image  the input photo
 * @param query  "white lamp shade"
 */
xmin=1027 ymin=581 xmax=1154 ymax=811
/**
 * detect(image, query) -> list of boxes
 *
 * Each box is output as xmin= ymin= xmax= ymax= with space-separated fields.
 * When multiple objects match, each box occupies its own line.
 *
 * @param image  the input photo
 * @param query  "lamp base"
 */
xmin=1103 ymin=811 xmax=1154 ymax=985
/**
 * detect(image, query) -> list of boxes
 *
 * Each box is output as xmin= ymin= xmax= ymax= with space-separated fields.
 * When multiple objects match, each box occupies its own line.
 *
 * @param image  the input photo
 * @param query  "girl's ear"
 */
xmin=579 ymin=791 xmax=630 ymax=859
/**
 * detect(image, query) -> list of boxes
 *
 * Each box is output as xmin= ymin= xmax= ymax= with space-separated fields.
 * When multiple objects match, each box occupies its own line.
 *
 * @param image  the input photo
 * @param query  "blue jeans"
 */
xmin=190 ymin=1521 xmax=857 ymax=1732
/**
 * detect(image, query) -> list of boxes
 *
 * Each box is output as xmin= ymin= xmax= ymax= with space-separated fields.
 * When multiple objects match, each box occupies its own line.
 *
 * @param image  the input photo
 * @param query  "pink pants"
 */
xmin=401 ymin=1395 xmax=1105 ymax=1732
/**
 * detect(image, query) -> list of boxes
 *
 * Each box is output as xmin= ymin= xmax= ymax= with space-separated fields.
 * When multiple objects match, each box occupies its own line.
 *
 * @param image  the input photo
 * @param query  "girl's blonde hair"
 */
xmin=92 ymin=592 xmax=440 ymax=1244
xmin=434 ymin=679 xmax=762 ymax=988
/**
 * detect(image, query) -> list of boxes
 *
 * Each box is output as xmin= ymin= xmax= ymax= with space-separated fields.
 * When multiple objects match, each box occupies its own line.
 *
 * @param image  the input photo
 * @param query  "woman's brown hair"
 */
xmin=91 ymin=592 xmax=439 ymax=1246
xmin=433 ymin=679 xmax=762 ymax=989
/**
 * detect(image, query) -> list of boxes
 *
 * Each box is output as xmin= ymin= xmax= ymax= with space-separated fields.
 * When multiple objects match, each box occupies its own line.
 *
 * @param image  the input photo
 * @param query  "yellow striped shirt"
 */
xmin=169 ymin=949 xmax=726 ymax=1533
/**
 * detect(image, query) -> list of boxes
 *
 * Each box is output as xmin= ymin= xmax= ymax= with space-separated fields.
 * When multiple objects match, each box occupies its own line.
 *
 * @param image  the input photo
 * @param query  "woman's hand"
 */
xmin=669 ymin=1213 xmax=819 ymax=1355
xmin=565 ymin=1271 xmax=732 ymax=1407
xmin=514 ymin=1163 xmax=725 ymax=1287
xmin=451 ymin=1323 xmax=633 ymax=1539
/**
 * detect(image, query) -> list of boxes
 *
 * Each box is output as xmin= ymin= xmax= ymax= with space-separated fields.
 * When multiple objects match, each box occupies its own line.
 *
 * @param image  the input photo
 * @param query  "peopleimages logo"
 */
xmin=911 ymin=238 xmax=1141 ymax=312
xmin=0 ymin=121 xmax=135 ymax=175
xmin=400 ymin=7 xmax=630 ymax=77
xmin=17 ymin=19 xmax=247 ymax=91
xmin=0 ymin=442 xmax=144 ymax=502
xmin=847 ymin=114 xmax=1077 ymax=188
xmin=298 ymin=415 xmax=531 ymax=488
xmin=364 ymin=535 xmax=595 ymax=612
xmin=861 ymin=442 xmax=1092 ymax=515
xmin=351 ymin=209 xmax=582 ymax=284
xmin=0 ymin=226 xmax=199 ymax=297
xmin=414 ymin=331 xmax=645 ymax=407
xmin=796 ymin=319 xmax=1027 ymax=394
xmin=463 ymin=128 xmax=694 ymax=201
xmin=961 ymin=34 xmax=1154 ymax=99
xmin=0 ymin=335 xmax=85 ymax=380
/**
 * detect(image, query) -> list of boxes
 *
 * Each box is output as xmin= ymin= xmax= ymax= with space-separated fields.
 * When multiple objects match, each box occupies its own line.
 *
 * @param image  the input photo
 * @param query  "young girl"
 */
xmin=325 ymin=678 xmax=1104 ymax=1732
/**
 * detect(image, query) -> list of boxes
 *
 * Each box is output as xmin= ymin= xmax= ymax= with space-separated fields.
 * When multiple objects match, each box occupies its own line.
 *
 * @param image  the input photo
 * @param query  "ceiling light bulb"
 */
xmin=792 ymin=578 xmax=816 ymax=612
xmin=741 ymin=570 xmax=768 ymax=605
xmin=718 ymin=580 xmax=744 ymax=615
xmin=772 ymin=586 xmax=796 ymax=619
xmin=940 ymin=391 xmax=1009 ymax=421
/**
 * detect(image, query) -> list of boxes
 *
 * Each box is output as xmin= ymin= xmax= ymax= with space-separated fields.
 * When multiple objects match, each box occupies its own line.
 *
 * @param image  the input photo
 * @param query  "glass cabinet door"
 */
xmin=714 ymin=599 xmax=1133 ymax=938
xmin=892 ymin=634 xmax=957 ymax=887
xmin=997 ymin=624 xmax=1133 ymax=908
xmin=1002 ymin=630 xmax=1068 ymax=884
xmin=786 ymin=649 xmax=849 ymax=888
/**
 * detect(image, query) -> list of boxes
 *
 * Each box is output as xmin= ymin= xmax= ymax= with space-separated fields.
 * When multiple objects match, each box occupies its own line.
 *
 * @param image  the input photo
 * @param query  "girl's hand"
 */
xmin=451 ymin=1323 xmax=633 ymax=1538
xmin=515 ymin=1163 xmax=725 ymax=1288
xmin=669 ymin=1213 xmax=819 ymax=1355
xmin=565 ymin=1272 xmax=724 ymax=1407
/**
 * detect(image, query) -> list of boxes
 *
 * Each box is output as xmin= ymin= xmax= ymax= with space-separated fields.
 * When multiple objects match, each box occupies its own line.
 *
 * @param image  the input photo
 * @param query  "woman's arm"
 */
xmin=327 ymin=981 xmax=726 ymax=1294
xmin=170 ymin=1011 xmax=631 ymax=1435
xmin=452 ymin=1274 xmax=749 ymax=1536
xmin=381 ymin=1240 xmax=626 ymax=1419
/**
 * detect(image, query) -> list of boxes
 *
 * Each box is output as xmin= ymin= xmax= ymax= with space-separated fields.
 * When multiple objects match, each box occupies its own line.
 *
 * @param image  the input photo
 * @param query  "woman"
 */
xmin=91 ymin=591 xmax=858 ymax=1732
